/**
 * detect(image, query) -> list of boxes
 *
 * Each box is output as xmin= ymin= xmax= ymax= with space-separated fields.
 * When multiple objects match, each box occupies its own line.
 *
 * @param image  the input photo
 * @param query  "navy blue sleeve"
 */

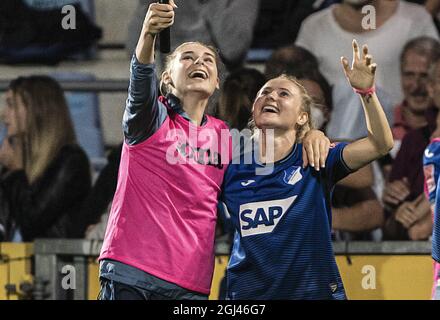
xmin=424 ymin=141 xmax=440 ymax=204
xmin=123 ymin=54 xmax=168 ymax=145
xmin=325 ymin=142 xmax=354 ymax=189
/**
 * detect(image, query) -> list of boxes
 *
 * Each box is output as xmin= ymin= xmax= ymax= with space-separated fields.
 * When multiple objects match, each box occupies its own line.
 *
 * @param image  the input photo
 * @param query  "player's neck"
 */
xmin=258 ymin=129 xmax=296 ymax=163
xmin=181 ymin=94 xmax=209 ymax=126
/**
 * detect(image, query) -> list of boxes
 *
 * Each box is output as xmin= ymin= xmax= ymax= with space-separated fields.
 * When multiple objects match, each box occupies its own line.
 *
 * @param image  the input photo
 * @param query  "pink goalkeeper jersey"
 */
xmin=99 ymin=108 xmax=230 ymax=294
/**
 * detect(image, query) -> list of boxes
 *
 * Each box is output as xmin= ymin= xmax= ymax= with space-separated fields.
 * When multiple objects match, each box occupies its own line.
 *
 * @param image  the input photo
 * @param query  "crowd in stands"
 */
xmin=1 ymin=0 xmax=440 ymax=246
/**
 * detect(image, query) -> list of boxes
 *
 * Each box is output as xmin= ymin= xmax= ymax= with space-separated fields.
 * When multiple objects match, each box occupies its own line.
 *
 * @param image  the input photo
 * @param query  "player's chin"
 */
xmin=254 ymin=117 xmax=280 ymax=130
xmin=187 ymin=83 xmax=216 ymax=95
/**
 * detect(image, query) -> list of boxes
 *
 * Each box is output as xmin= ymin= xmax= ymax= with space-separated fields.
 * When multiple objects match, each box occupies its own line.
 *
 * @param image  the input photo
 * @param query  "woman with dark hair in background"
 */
xmin=217 ymin=68 xmax=266 ymax=131
xmin=0 ymin=75 xmax=91 ymax=241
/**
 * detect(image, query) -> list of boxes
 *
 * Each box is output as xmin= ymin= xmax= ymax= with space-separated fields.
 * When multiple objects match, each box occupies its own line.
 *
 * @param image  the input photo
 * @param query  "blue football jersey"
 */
xmin=221 ymin=142 xmax=353 ymax=300
xmin=423 ymin=139 xmax=440 ymax=263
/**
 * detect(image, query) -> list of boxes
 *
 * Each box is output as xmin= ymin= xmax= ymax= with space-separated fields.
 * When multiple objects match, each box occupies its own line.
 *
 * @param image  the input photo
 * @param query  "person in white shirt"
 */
xmin=296 ymin=0 xmax=439 ymax=140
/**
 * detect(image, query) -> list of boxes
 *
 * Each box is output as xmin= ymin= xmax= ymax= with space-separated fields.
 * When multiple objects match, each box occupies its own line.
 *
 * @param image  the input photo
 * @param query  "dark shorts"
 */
xmin=98 ymin=278 xmax=208 ymax=300
xmin=98 ymin=259 xmax=208 ymax=301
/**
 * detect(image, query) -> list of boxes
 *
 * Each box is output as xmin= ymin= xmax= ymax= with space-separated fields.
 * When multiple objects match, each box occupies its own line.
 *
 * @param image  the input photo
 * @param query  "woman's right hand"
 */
xmin=143 ymin=1 xmax=177 ymax=36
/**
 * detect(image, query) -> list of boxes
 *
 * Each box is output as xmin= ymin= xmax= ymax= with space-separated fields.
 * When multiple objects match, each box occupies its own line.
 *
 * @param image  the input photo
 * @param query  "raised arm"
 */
xmin=135 ymin=1 xmax=176 ymax=64
xmin=124 ymin=1 xmax=176 ymax=145
xmin=341 ymin=40 xmax=394 ymax=171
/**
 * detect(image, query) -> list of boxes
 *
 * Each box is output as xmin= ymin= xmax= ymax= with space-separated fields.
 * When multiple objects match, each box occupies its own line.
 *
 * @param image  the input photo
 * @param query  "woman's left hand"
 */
xmin=302 ymin=130 xmax=331 ymax=170
xmin=341 ymin=40 xmax=376 ymax=90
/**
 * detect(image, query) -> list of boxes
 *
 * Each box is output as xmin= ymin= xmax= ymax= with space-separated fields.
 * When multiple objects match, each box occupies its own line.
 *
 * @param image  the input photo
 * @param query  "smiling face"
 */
xmin=162 ymin=42 xmax=220 ymax=99
xmin=401 ymin=49 xmax=432 ymax=114
xmin=253 ymin=77 xmax=309 ymax=134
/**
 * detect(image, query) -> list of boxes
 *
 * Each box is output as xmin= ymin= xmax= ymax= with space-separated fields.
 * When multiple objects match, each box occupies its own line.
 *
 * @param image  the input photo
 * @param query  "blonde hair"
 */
xmin=250 ymin=74 xmax=314 ymax=142
xmin=9 ymin=76 xmax=77 ymax=183
xmin=159 ymin=41 xmax=222 ymax=96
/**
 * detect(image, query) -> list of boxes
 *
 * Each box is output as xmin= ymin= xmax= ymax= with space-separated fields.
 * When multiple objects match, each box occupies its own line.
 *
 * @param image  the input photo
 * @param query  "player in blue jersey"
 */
xmin=423 ymin=138 xmax=440 ymax=299
xmin=221 ymin=40 xmax=394 ymax=300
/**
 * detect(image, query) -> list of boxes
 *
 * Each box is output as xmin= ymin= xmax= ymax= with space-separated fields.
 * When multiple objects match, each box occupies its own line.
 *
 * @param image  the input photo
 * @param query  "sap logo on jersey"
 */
xmin=239 ymin=196 xmax=297 ymax=237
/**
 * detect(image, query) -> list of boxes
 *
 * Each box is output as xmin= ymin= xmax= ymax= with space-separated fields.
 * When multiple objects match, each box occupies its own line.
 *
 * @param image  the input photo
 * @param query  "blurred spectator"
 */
xmin=297 ymin=74 xmax=332 ymax=132
xmin=296 ymin=0 xmax=439 ymax=141
xmin=265 ymin=45 xmax=320 ymax=79
xmin=0 ymin=0 xmax=102 ymax=64
xmin=392 ymin=37 xmax=440 ymax=157
xmin=73 ymin=144 xmax=123 ymax=239
xmin=382 ymin=57 xmax=440 ymax=240
xmin=250 ymin=0 xmax=339 ymax=50
xmin=332 ymin=168 xmax=384 ymax=240
xmin=0 ymin=76 xmax=91 ymax=241
xmin=127 ymin=0 xmax=260 ymax=71
xmin=408 ymin=0 xmax=440 ymax=36
xmin=421 ymin=0 xmax=440 ymax=14
xmin=217 ymin=68 xmax=266 ymax=131
xmin=407 ymin=0 xmax=440 ymax=19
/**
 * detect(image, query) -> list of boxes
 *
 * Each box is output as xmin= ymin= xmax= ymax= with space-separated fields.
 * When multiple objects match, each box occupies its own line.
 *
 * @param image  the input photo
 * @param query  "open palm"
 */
xmin=341 ymin=40 xmax=376 ymax=90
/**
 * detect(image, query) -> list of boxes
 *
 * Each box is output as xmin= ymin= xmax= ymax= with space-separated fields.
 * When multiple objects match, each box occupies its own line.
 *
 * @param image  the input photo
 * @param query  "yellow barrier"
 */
xmin=336 ymin=255 xmax=434 ymax=300
xmin=88 ymin=255 xmax=434 ymax=300
xmin=0 ymin=242 xmax=435 ymax=300
xmin=0 ymin=243 xmax=33 ymax=300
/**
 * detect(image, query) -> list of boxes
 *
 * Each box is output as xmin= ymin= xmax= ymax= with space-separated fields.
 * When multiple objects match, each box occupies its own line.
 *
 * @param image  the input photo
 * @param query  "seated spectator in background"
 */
xmin=250 ymin=0 xmax=340 ymax=50
xmin=127 ymin=0 xmax=260 ymax=71
xmin=421 ymin=0 xmax=440 ymax=15
xmin=383 ymin=57 xmax=440 ymax=240
xmin=297 ymin=74 xmax=332 ymax=133
xmin=0 ymin=0 xmax=102 ymax=64
xmin=392 ymin=37 xmax=440 ymax=157
xmin=72 ymin=144 xmax=123 ymax=240
xmin=0 ymin=76 xmax=91 ymax=242
xmin=217 ymin=68 xmax=266 ymax=131
xmin=264 ymin=45 xmax=383 ymax=239
xmin=296 ymin=0 xmax=439 ymax=141
xmin=408 ymin=0 xmax=440 ymax=31
xmin=332 ymin=165 xmax=384 ymax=240
xmin=265 ymin=45 xmax=320 ymax=80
